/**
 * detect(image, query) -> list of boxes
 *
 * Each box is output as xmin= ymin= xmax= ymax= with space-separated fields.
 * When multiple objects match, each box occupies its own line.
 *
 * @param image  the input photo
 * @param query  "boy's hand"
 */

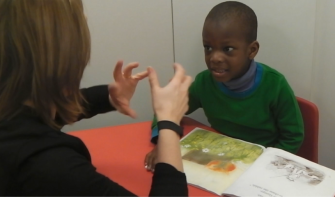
xmin=144 ymin=147 xmax=158 ymax=172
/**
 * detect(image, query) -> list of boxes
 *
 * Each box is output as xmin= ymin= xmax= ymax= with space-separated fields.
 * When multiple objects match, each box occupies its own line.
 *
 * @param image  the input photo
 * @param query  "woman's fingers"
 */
xmin=148 ymin=67 xmax=160 ymax=92
xmin=113 ymin=60 xmax=124 ymax=81
xmin=123 ymin=62 xmax=139 ymax=78
xmin=134 ymin=70 xmax=149 ymax=80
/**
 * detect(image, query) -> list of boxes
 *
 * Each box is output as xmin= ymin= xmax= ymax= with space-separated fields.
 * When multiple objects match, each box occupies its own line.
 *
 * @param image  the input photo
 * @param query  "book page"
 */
xmin=180 ymin=128 xmax=265 ymax=195
xmin=223 ymin=147 xmax=335 ymax=197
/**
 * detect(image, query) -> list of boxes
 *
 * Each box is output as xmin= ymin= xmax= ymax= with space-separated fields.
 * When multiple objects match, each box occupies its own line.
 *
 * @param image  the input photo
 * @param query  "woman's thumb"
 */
xmin=148 ymin=67 xmax=160 ymax=91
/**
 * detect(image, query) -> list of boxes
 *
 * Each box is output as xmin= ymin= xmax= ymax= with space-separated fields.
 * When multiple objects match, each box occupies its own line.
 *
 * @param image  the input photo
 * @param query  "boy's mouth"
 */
xmin=210 ymin=68 xmax=228 ymax=77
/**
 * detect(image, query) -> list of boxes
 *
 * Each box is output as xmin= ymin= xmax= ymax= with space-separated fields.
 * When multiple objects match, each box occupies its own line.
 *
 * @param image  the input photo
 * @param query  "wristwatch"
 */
xmin=151 ymin=121 xmax=183 ymax=144
xmin=157 ymin=120 xmax=183 ymax=137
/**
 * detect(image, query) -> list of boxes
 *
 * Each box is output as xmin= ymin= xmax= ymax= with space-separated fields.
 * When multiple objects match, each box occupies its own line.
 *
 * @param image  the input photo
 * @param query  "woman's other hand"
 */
xmin=109 ymin=60 xmax=149 ymax=118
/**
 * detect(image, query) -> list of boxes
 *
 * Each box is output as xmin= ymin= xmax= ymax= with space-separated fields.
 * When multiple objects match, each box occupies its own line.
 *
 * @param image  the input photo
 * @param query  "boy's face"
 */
xmin=202 ymin=19 xmax=258 ymax=83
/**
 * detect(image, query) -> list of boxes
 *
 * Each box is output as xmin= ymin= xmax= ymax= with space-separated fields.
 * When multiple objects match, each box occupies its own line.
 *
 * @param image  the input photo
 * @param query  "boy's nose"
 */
xmin=210 ymin=51 xmax=224 ymax=63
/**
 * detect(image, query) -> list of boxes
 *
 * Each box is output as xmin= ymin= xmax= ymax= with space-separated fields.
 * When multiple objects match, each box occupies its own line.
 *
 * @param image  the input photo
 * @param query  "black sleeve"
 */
xmin=79 ymin=85 xmax=116 ymax=120
xmin=149 ymin=163 xmax=188 ymax=196
xmin=18 ymin=147 xmax=136 ymax=196
xmin=18 ymin=147 xmax=187 ymax=196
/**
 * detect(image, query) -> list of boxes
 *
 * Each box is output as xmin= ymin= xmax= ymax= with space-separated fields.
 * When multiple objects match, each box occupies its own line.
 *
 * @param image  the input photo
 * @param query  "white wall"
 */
xmin=63 ymin=0 xmax=174 ymax=132
xmin=312 ymin=0 xmax=335 ymax=169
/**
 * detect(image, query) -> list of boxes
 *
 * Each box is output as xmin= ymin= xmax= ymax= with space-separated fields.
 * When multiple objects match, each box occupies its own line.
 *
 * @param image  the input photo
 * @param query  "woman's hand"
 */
xmin=148 ymin=63 xmax=192 ymax=125
xmin=147 ymin=63 xmax=192 ymax=174
xmin=109 ymin=60 xmax=149 ymax=118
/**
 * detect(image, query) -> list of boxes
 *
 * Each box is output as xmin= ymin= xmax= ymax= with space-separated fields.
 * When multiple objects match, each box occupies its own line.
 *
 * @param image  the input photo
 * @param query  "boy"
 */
xmin=145 ymin=1 xmax=304 ymax=170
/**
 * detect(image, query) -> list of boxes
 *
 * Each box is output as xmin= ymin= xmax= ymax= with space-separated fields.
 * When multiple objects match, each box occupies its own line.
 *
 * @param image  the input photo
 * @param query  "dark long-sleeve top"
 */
xmin=0 ymin=85 xmax=188 ymax=196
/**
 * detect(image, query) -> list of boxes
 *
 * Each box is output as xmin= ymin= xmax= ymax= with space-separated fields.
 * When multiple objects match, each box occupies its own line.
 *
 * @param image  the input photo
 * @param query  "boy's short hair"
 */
xmin=205 ymin=1 xmax=258 ymax=43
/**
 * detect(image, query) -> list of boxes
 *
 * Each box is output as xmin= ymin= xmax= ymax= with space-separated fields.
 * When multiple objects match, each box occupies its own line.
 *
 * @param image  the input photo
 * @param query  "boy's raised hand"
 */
xmin=109 ymin=60 xmax=149 ymax=118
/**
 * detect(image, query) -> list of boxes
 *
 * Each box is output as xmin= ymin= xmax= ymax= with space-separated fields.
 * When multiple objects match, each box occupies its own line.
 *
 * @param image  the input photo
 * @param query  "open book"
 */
xmin=180 ymin=128 xmax=335 ymax=197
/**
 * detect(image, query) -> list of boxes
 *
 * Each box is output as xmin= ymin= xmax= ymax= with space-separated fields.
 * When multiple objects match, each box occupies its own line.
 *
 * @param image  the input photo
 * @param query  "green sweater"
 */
xmin=151 ymin=63 xmax=304 ymax=153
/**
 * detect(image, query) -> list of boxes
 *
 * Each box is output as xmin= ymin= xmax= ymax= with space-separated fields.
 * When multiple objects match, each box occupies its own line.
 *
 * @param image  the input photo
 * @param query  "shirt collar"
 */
xmin=223 ymin=59 xmax=257 ymax=92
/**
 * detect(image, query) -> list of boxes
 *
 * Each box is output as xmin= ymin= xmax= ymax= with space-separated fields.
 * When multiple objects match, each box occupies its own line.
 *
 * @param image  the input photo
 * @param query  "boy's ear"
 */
xmin=248 ymin=41 xmax=259 ymax=60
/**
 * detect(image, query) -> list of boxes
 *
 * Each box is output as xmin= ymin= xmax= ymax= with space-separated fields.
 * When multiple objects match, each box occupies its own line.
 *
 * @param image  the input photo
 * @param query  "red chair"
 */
xmin=296 ymin=97 xmax=319 ymax=163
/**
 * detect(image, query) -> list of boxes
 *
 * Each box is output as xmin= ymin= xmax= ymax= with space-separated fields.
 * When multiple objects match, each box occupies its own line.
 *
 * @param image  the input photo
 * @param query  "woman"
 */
xmin=0 ymin=0 xmax=191 ymax=196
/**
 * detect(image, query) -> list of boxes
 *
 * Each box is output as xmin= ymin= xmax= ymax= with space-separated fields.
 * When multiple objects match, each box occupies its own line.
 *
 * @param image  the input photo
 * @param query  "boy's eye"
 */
xmin=223 ymin=47 xmax=234 ymax=52
xmin=204 ymin=46 xmax=212 ymax=51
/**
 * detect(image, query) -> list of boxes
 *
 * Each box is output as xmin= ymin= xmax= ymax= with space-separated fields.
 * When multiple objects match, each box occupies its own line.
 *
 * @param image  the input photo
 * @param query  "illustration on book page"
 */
xmin=269 ymin=155 xmax=324 ymax=185
xmin=180 ymin=128 xmax=264 ymax=194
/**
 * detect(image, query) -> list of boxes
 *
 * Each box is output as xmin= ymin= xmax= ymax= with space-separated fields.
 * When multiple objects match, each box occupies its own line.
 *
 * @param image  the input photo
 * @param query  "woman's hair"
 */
xmin=0 ymin=0 xmax=91 ymax=128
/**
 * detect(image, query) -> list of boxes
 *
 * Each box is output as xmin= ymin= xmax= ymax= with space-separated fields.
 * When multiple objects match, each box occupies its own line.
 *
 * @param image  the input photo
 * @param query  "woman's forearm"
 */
xmin=156 ymin=129 xmax=183 ymax=172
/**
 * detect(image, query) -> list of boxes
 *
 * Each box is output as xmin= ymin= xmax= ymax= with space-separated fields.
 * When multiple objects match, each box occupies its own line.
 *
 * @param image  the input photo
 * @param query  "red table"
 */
xmin=70 ymin=117 xmax=216 ymax=196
